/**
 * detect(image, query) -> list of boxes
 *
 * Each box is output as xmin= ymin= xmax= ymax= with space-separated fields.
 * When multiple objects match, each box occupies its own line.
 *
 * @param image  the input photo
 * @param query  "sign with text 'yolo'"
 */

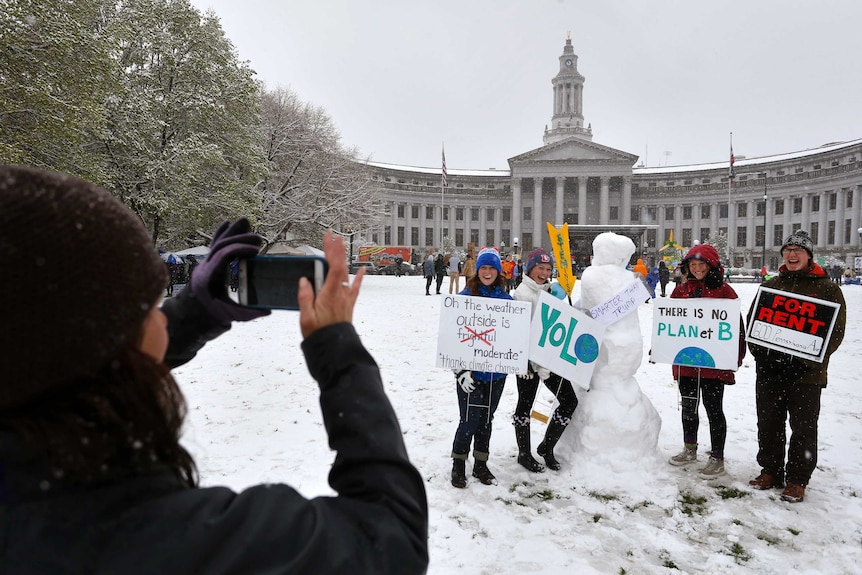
xmin=650 ymin=298 xmax=741 ymax=371
xmin=529 ymin=291 xmax=605 ymax=390
xmin=436 ymin=295 xmax=532 ymax=374
xmin=747 ymin=287 xmax=841 ymax=363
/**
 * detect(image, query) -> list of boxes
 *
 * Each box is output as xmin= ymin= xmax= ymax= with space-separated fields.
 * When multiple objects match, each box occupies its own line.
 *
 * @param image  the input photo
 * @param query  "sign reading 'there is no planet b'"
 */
xmin=650 ymin=298 xmax=741 ymax=371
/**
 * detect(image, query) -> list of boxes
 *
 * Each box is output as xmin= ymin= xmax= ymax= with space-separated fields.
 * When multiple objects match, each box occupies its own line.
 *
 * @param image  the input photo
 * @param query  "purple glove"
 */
xmin=190 ymin=218 xmax=271 ymax=325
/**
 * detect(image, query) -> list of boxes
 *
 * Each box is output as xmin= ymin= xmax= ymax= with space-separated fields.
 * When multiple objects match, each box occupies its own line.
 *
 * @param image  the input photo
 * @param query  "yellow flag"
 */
xmin=546 ymin=222 xmax=575 ymax=296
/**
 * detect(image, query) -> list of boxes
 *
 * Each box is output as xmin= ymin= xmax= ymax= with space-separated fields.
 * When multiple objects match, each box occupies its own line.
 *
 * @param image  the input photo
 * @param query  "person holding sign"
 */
xmin=747 ymin=230 xmax=845 ymax=503
xmin=667 ymin=244 xmax=746 ymax=479
xmin=450 ymin=247 xmax=513 ymax=488
xmin=511 ymin=249 xmax=579 ymax=472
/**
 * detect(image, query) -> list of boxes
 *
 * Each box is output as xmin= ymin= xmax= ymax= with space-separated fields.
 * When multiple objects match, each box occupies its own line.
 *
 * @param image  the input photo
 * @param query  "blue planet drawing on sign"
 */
xmin=574 ymin=334 xmax=600 ymax=363
xmin=674 ymin=346 xmax=716 ymax=367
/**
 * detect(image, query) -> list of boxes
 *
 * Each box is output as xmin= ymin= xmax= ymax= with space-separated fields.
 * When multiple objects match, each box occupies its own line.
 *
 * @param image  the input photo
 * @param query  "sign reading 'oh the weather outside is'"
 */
xmin=436 ymin=295 xmax=532 ymax=374
xmin=649 ymin=298 xmax=741 ymax=371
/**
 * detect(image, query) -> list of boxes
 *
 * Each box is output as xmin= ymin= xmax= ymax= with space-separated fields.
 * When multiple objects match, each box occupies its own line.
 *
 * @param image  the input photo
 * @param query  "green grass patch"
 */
xmin=757 ymin=532 xmax=779 ymax=546
xmin=589 ymin=490 xmax=620 ymax=503
xmin=714 ymin=485 xmax=750 ymax=500
xmin=726 ymin=542 xmax=751 ymax=564
xmin=679 ymin=492 xmax=708 ymax=516
xmin=526 ymin=489 xmax=557 ymax=502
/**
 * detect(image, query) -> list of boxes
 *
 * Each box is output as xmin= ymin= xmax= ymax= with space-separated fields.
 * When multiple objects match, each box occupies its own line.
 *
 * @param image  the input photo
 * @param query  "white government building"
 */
xmin=360 ymin=36 xmax=862 ymax=272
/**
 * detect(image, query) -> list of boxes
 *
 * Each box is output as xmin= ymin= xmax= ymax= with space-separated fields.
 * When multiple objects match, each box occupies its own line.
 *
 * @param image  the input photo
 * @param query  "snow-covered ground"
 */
xmin=174 ymin=275 xmax=862 ymax=574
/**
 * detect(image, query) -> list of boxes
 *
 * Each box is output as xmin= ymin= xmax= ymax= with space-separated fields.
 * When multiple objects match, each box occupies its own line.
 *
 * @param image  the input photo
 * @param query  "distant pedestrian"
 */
xmin=423 ymin=254 xmax=435 ymax=296
xmin=434 ymin=254 xmax=446 ymax=294
xmin=447 ymin=251 xmax=461 ymax=294
xmin=658 ymin=261 xmax=670 ymax=296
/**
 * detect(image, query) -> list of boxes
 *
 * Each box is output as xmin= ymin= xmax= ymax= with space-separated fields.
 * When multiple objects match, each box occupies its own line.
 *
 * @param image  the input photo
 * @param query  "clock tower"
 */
xmin=543 ymin=33 xmax=592 ymax=145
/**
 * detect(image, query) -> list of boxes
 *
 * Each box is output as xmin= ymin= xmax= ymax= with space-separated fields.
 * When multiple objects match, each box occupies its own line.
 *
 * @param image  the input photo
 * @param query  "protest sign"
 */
xmin=436 ymin=295 xmax=532 ymax=374
xmin=529 ymin=290 xmax=605 ymax=390
xmin=747 ymin=287 xmax=841 ymax=363
xmin=587 ymin=278 xmax=651 ymax=326
xmin=650 ymin=298 xmax=741 ymax=370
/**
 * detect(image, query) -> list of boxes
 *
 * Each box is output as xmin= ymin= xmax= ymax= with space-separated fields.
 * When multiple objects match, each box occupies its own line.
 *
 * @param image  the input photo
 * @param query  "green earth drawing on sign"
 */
xmin=674 ymin=346 xmax=715 ymax=367
xmin=574 ymin=334 xmax=600 ymax=363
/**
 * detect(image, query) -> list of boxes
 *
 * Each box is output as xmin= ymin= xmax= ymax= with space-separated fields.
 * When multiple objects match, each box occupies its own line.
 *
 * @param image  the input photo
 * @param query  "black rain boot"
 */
xmin=451 ymin=458 xmax=467 ymax=488
xmin=472 ymin=460 xmax=497 ymax=485
xmin=537 ymin=420 xmax=567 ymax=471
xmin=515 ymin=426 xmax=545 ymax=473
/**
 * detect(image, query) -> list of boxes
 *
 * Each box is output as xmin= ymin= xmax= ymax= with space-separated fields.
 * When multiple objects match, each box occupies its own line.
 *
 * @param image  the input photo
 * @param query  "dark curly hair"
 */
xmin=0 ymin=347 xmax=198 ymax=488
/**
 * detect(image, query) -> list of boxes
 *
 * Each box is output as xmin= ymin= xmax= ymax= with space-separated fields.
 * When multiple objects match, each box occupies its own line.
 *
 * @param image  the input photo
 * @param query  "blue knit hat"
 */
xmin=525 ymin=248 xmax=554 ymax=276
xmin=475 ymin=247 xmax=502 ymax=273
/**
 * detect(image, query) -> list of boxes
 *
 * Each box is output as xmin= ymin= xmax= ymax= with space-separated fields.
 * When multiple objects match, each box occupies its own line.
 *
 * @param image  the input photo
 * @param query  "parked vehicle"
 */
xmin=379 ymin=262 xmax=417 ymax=276
xmin=349 ymin=261 xmax=378 ymax=275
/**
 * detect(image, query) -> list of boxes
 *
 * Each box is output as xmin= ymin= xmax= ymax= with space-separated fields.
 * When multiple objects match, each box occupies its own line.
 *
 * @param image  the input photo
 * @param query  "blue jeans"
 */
xmin=451 ymin=375 xmax=506 ymax=459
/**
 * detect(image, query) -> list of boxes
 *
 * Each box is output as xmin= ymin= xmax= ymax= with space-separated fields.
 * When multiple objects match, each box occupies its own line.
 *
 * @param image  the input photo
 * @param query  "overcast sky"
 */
xmin=190 ymin=0 xmax=861 ymax=171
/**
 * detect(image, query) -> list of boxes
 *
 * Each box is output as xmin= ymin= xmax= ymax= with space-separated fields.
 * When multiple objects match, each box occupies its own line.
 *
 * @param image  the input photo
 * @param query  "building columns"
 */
xmin=555 ymin=177 xmax=565 ymax=226
xmin=533 ymin=178 xmax=543 ymax=249
xmin=512 ymin=179 xmax=522 ymax=249
xmin=577 ymin=176 xmax=587 ymax=224
xmin=599 ymin=177 xmax=609 ymax=225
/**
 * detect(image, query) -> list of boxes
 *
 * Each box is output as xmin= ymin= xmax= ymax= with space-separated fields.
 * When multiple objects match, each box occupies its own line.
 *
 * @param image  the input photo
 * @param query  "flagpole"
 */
xmin=727 ymin=132 xmax=734 ymax=266
xmin=441 ymin=143 xmax=447 ymax=250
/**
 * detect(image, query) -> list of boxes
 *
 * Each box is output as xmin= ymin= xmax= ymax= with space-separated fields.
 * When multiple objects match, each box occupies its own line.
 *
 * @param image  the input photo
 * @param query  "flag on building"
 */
xmin=441 ymin=146 xmax=448 ymax=187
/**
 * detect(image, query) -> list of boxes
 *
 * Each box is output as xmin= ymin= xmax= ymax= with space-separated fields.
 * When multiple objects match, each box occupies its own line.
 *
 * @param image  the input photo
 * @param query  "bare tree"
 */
xmin=256 ymin=87 xmax=381 ymax=250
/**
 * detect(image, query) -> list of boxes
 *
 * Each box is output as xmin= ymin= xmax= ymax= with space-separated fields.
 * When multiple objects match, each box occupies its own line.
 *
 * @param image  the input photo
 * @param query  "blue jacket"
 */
xmin=458 ymin=283 xmax=513 ymax=382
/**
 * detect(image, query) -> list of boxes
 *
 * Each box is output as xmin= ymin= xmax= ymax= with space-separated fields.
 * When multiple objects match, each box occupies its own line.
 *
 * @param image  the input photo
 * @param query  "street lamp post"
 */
xmin=762 ymin=179 xmax=767 ymax=270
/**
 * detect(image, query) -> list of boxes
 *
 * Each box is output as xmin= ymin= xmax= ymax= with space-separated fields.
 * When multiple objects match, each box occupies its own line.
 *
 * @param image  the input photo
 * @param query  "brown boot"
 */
xmin=749 ymin=472 xmax=785 ymax=490
xmin=780 ymin=483 xmax=805 ymax=503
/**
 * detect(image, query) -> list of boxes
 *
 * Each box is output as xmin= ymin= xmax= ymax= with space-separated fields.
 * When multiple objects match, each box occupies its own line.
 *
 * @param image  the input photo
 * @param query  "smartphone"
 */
xmin=238 ymin=255 xmax=327 ymax=310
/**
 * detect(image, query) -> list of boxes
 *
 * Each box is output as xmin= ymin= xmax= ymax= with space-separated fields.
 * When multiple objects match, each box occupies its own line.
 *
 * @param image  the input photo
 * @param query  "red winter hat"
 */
xmin=682 ymin=243 xmax=722 ymax=271
xmin=0 ymin=165 xmax=168 ymax=409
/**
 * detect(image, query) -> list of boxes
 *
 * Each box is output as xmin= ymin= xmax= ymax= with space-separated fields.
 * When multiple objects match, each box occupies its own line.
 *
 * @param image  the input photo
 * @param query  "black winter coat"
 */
xmin=1 ymin=291 xmax=428 ymax=574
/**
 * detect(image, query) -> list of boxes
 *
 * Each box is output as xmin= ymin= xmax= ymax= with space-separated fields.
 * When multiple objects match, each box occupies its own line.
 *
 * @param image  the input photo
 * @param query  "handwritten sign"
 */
xmin=650 ymin=299 xmax=741 ymax=371
xmin=436 ymin=295 xmax=532 ymax=374
xmin=529 ymin=290 xmax=605 ymax=390
xmin=746 ymin=287 xmax=841 ymax=363
xmin=588 ymin=278 xmax=652 ymax=326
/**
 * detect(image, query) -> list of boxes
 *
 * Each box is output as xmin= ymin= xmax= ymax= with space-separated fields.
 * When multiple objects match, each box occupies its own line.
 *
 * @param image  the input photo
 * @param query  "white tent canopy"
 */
xmin=295 ymin=244 xmax=324 ymax=257
xmin=174 ymin=246 xmax=210 ymax=256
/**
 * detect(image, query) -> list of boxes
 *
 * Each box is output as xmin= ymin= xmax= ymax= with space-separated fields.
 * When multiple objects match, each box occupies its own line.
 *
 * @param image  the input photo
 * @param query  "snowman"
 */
xmin=557 ymin=233 xmax=663 ymax=492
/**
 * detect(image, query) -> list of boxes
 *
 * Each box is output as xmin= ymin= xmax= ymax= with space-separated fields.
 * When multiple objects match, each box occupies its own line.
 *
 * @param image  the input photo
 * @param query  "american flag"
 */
xmin=441 ymin=147 xmax=448 ymax=187
xmin=729 ymin=144 xmax=736 ymax=179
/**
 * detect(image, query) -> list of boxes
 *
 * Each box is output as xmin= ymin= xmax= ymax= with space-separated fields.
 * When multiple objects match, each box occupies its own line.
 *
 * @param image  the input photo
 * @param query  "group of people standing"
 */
xmin=665 ymin=232 xmax=845 ymax=504
xmin=446 ymin=232 xmax=846 ymax=506
xmin=423 ymin=250 xmax=476 ymax=295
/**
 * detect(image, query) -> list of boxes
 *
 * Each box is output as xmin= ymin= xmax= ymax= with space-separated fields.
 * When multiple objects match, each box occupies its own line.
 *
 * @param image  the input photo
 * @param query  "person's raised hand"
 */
xmin=298 ymin=230 xmax=363 ymax=338
xmin=190 ymin=218 xmax=270 ymax=325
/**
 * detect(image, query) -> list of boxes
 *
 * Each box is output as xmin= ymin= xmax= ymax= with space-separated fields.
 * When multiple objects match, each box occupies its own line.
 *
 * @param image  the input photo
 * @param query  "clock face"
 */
xmin=565 ymin=58 xmax=573 ymax=68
